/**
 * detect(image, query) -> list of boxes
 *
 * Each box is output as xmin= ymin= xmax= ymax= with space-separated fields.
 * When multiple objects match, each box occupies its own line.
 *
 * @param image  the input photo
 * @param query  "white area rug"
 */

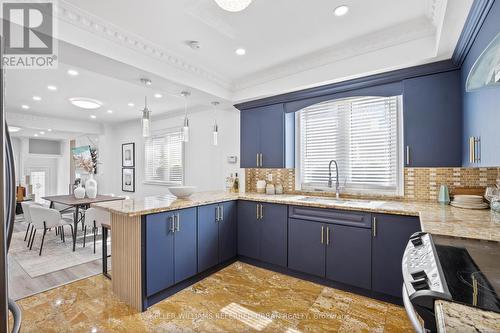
xmin=9 ymin=219 xmax=109 ymax=278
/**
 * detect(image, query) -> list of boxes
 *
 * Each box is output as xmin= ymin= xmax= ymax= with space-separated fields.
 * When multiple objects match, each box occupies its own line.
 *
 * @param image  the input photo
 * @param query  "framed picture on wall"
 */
xmin=122 ymin=143 xmax=135 ymax=167
xmin=122 ymin=168 xmax=135 ymax=192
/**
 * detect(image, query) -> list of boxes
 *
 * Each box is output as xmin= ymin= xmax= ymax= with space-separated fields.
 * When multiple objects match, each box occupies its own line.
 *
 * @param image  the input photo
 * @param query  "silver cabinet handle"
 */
xmin=469 ymin=137 xmax=474 ymax=164
xmin=476 ymin=136 xmax=481 ymax=163
xmin=406 ymin=146 xmax=410 ymax=166
xmin=326 ymin=227 xmax=330 ymax=245
xmin=259 ymin=204 xmax=263 ymax=220
xmin=259 ymin=153 xmax=263 ymax=167
xmin=169 ymin=215 xmax=175 ymax=233
xmin=372 ymin=217 xmax=377 ymax=238
xmin=215 ymin=206 xmax=220 ymax=222
xmin=175 ymin=213 xmax=180 ymax=232
xmin=220 ymin=205 xmax=224 ymax=221
xmin=256 ymin=204 xmax=260 ymax=219
xmin=321 ymin=226 xmax=324 ymax=244
xmin=256 ymin=153 xmax=260 ymax=167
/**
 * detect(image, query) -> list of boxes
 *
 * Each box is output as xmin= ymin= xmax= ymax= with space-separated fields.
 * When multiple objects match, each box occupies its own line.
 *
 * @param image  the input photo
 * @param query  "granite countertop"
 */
xmin=92 ymin=191 xmax=500 ymax=242
xmin=435 ymin=300 xmax=500 ymax=333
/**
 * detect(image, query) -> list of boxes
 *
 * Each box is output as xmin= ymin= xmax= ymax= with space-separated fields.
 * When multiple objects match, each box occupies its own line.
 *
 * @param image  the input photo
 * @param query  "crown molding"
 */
xmin=56 ymin=0 xmax=231 ymax=90
xmin=232 ymin=17 xmax=436 ymax=92
xmin=452 ymin=0 xmax=495 ymax=66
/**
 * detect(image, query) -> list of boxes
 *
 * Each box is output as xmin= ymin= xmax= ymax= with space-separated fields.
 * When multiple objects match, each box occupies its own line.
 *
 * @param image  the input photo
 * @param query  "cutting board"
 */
xmin=451 ymin=186 xmax=485 ymax=197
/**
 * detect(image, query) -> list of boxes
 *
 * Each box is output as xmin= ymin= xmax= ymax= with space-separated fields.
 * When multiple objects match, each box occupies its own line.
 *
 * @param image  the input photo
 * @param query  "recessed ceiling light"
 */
xmin=39 ymin=131 xmax=45 ymax=135
xmin=34 ymin=134 xmax=39 ymax=137
xmin=21 ymin=105 xmax=30 ymax=109
xmin=69 ymin=97 xmax=103 ymax=109
xmin=128 ymin=102 xmax=135 ymax=107
xmin=235 ymin=48 xmax=246 ymax=56
xmin=47 ymin=129 xmax=52 ymax=132
xmin=154 ymin=93 xmax=163 ymax=98
xmin=8 ymin=126 xmax=21 ymax=132
xmin=67 ymin=69 xmax=79 ymax=76
xmin=47 ymin=85 xmax=57 ymax=91
xmin=334 ymin=5 xmax=349 ymax=16
xmin=107 ymin=109 xmax=113 ymax=114
xmin=33 ymin=96 xmax=42 ymax=101
xmin=90 ymin=115 xmax=97 ymax=119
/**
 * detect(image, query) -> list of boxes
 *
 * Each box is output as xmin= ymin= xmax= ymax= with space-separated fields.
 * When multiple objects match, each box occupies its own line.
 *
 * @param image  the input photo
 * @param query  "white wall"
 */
xmin=99 ymin=108 xmax=242 ymax=198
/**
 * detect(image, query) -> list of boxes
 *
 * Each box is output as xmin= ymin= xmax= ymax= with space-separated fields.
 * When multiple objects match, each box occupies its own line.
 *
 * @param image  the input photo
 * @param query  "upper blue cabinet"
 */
xmin=403 ymin=70 xmax=462 ymax=167
xmin=240 ymin=104 xmax=294 ymax=168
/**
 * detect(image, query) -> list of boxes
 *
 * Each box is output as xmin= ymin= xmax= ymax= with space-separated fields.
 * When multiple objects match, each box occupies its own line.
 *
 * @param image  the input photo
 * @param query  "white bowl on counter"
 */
xmin=168 ymin=186 xmax=197 ymax=198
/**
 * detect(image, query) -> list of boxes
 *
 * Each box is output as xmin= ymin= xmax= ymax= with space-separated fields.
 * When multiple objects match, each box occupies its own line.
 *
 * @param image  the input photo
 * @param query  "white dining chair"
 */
xmin=29 ymin=205 xmax=74 ymax=256
xmin=83 ymin=208 xmax=110 ymax=253
xmin=20 ymin=201 xmax=42 ymax=242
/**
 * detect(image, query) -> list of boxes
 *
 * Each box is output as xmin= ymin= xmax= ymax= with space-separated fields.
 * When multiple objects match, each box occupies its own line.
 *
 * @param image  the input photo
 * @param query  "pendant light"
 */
xmin=181 ymin=91 xmax=191 ymax=142
xmin=211 ymin=101 xmax=219 ymax=146
xmin=214 ymin=0 xmax=252 ymax=12
xmin=140 ymin=78 xmax=152 ymax=138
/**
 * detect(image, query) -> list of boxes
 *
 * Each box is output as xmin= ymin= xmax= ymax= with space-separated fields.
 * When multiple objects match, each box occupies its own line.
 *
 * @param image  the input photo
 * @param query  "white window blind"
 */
xmin=298 ymin=95 xmax=402 ymax=195
xmin=144 ymin=130 xmax=184 ymax=185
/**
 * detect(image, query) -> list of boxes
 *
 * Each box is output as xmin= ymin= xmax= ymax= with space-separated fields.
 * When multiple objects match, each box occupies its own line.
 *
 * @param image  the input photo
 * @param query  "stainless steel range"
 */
xmin=402 ymin=232 xmax=500 ymax=332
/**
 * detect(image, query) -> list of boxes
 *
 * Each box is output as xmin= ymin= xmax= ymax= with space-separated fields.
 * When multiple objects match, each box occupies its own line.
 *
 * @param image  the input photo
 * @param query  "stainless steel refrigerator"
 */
xmin=1 ymin=36 xmax=22 ymax=333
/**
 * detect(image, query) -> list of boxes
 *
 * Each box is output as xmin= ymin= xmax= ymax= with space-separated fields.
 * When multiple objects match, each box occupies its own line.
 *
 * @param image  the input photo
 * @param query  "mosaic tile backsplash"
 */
xmin=245 ymin=167 xmax=500 ymax=201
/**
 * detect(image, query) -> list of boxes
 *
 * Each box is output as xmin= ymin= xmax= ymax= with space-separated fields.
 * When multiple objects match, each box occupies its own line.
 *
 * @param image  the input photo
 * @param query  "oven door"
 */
xmin=403 ymin=284 xmax=425 ymax=333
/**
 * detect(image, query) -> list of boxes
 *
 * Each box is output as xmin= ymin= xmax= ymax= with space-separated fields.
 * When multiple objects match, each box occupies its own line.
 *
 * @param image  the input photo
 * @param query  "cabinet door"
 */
xmin=403 ymin=70 xmax=462 ymax=167
xmin=258 ymin=104 xmax=285 ymax=168
xmin=325 ymin=224 xmax=371 ymax=290
xmin=174 ymin=208 xmax=197 ymax=284
xmin=219 ymin=201 xmax=237 ymax=263
xmin=260 ymin=203 xmax=287 ymax=267
xmin=372 ymin=214 xmax=421 ymax=297
xmin=146 ymin=212 xmax=174 ymax=296
xmin=240 ymin=109 xmax=261 ymax=168
xmin=197 ymin=204 xmax=219 ymax=272
xmin=237 ymin=201 xmax=260 ymax=259
xmin=288 ymin=218 xmax=325 ymax=277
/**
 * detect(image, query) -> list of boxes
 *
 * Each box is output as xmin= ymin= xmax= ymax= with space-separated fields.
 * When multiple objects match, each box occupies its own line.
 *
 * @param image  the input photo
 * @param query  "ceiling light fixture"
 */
xmin=154 ymin=93 xmax=163 ymax=98
xmin=47 ymin=129 xmax=52 ymax=132
xmin=140 ymin=78 xmax=152 ymax=138
xmin=90 ymin=115 xmax=97 ymax=119
xmin=235 ymin=48 xmax=246 ymax=56
xmin=67 ymin=69 xmax=79 ymax=76
xmin=214 ymin=0 xmax=252 ymax=12
xmin=47 ymin=85 xmax=57 ymax=91
xmin=69 ymin=97 xmax=103 ymax=110
xmin=39 ymin=131 xmax=45 ymax=135
xmin=107 ymin=109 xmax=113 ymax=114
xmin=334 ymin=5 xmax=349 ymax=16
xmin=8 ymin=126 xmax=21 ymax=133
xmin=211 ymin=101 xmax=219 ymax=146
xmin=181 ymin=91 xmax=191 ymax=142
xmin=33 ymin=96 xmax=42 ymax=101
xmin=34 ymin=134 xmax=39 ymax=137
xmin=128 ymin=102 xmax=135 ymax=107
xmin=21 ymin=105 xmax=30 ymax=109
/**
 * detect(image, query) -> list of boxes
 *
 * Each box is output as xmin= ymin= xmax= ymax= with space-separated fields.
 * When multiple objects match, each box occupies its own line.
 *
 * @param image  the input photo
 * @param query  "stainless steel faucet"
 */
xmin=328 ymin=160 xmax=340 ymax=198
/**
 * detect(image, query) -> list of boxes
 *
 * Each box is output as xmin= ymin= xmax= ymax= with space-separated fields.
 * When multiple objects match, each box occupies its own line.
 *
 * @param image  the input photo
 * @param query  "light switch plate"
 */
xmin=227 ymin=156 xmax=238 ymax=164
xmin=267 ymin=174 xmax=273 ymax=182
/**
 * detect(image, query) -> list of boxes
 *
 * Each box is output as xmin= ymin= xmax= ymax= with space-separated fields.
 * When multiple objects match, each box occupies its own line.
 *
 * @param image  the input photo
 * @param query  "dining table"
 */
xmin=42 ymin=194 xmax=125 ymax=251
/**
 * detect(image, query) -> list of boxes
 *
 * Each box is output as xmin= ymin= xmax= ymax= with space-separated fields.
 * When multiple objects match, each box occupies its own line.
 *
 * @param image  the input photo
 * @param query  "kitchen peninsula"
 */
xmin=93 ymin=191 xmax=500 ymax=312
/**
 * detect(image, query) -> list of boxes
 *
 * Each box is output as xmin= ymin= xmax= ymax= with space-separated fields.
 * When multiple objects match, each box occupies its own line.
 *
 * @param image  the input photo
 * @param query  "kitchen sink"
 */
xmin=295 ymin=196 xmax=385 ymax=208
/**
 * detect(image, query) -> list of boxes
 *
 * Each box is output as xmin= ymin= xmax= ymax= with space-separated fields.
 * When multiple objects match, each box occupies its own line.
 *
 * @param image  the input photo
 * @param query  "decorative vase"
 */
xmin=74 ymin=184 xmax=85 ymax=199
xmin=85 ymin=174 xmax=98 ymax=199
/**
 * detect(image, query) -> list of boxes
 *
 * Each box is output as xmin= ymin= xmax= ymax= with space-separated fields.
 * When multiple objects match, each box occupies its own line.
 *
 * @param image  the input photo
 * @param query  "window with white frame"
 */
xmin=297 ymin=95 xmax=403 ymax=195
xmin=144 ymin=130 xmax=184 ymax=185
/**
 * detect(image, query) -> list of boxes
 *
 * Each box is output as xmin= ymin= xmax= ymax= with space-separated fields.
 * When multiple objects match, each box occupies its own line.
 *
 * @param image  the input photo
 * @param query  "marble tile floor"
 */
xmin=13 ymin=262 xmax=413 ymax=332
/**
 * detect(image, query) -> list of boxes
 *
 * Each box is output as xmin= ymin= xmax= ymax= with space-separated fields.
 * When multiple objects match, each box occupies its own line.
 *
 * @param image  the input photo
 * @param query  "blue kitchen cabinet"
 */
xmin=238 ymin=201 xmax=287 ymax=266
xmin=237 ymin=201 xmax=261 ymax=259
xmin=288 ymin=218 xmax=326 ymax=277
xmin=173 ymin=208 xmax=197 ymax=284
xmin=145 ymin=212 xmax=175 ymax=296
xmin=239 ymin=104 xmax=294 ymax=168
xmin=198 ymin=201 xmax=237 ymax=272
xmin=219 ymin=201 xmax=237 ymax=263
xmin=325 ymin=224 xmax=371 ymax=290
xmin=403 ymin=70 xmax=462 ymax=167
xmin=145 ymin=207 xmax=197 ymax=297
xmin=197 ymin=204 xmax=219 ymax=272
xmin=260 ymin=203 xmax=288 ymax=267
xmin=371 ymin=213 xmax=421 ymax=298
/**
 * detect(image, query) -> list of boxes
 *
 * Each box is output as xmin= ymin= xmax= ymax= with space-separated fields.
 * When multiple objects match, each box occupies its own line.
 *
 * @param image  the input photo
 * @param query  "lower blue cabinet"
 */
xmin=325 ymin=224 xmax=371 ymax=290
xmin=288 ymin=218 xmax=325 ymax=277
xmin=198 ymin=201 xmax=237 ymax=273
xmin=145 ymin=207 xmax=197 ymax=297
xmin=238 ymin=201 xmax=287 ymax=266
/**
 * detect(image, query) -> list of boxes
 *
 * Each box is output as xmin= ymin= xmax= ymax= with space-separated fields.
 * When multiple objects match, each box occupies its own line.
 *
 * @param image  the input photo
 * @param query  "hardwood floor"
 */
xmin=8 ymin=216 xmax=104 ymax=300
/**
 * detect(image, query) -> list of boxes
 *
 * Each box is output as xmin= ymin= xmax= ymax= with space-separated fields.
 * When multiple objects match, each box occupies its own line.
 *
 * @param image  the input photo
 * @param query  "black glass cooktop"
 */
xmin=435 ymin=243 xmax=500 ymax=313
